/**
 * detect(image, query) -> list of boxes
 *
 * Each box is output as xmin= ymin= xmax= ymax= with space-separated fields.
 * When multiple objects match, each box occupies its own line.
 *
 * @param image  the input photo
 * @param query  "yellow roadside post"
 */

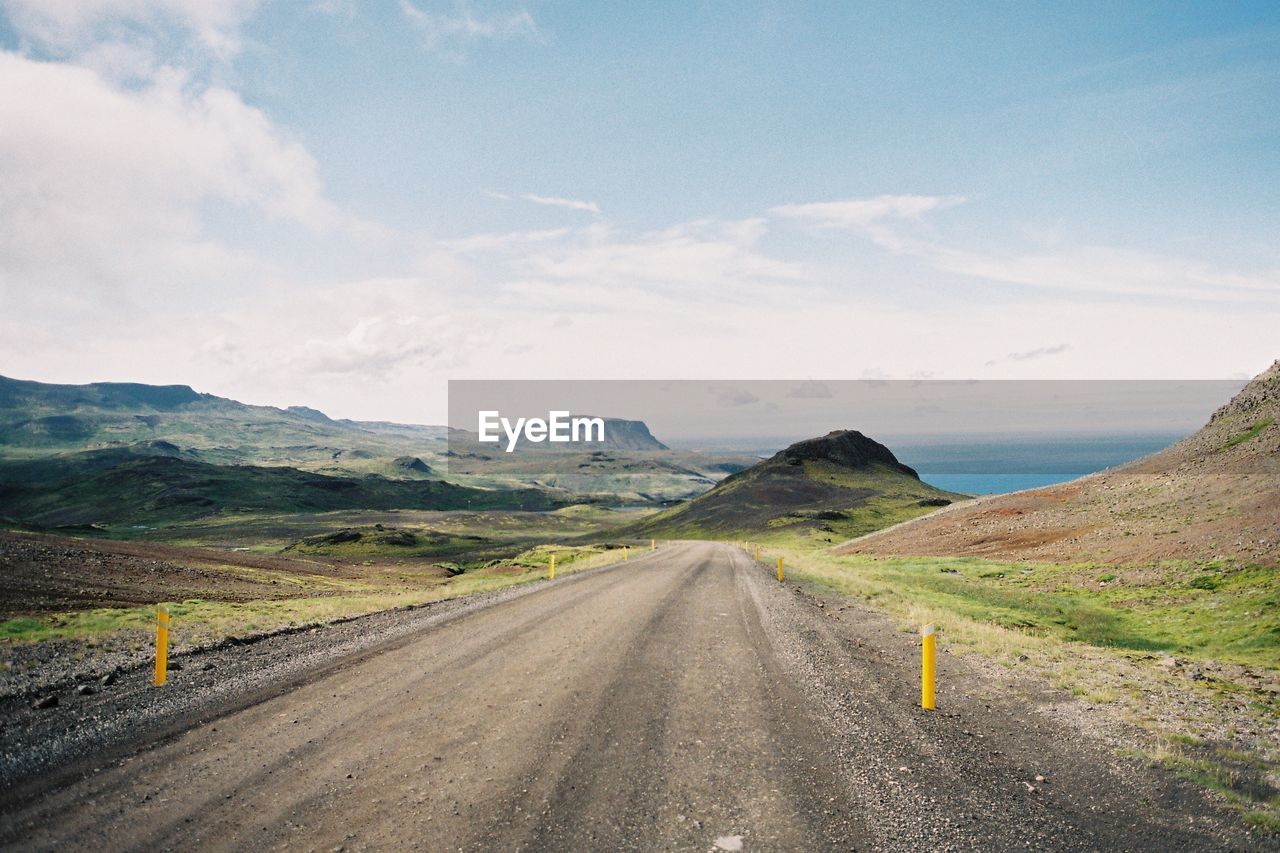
xmin=651 ymin=539 xmax=655 ymax=551
xmin=624 ymin=546 xmax=629 ymax=561
xmin=154 ymin=605 xmax=169 ymax=687
xmin=754 ymin=544 xmax=759 ymax=561
xmin=777 ymin=557 xmax=784 ymax=582
xmin=921 ymin=624 xmax=937 ymax=710
xmin=549 ymin=553 xmax=555 ymax=580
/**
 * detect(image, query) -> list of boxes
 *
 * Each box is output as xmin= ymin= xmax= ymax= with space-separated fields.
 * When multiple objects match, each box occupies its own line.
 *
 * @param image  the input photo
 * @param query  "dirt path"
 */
xmin=0 ymin=543 xmax=1266 ymax=850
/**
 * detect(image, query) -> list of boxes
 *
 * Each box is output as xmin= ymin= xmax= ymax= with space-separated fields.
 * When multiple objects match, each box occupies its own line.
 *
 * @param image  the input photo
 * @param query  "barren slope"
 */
xmin=842 ymin=362 xmax=1280 ymax=567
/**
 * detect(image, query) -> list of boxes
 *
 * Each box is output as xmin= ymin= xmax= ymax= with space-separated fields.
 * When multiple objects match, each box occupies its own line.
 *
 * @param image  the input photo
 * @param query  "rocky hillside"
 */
xmin=844 ymin=361 xmax=1280 ymax=567
xmin=628 ymin=430 xmax=962 ymax=541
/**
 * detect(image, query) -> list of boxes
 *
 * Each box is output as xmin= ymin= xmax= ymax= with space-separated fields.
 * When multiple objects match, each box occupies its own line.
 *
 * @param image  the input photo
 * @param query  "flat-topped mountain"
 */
xmin=588 ymin=417 xmax=668 ymax=451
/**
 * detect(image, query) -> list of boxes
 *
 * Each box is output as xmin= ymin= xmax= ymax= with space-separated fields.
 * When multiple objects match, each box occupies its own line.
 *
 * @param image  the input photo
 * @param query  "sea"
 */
xmin=680 ymin=431 xmax=1191 ymax=497
xmin=889 ymin=432 xmax=1187 ymax=495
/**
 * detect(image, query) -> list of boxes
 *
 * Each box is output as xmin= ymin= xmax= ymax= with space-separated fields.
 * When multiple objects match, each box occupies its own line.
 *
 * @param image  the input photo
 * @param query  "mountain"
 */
xmin=588 ymin=418 xmax=668 ymax=451
xmin=0 ymin=376 xmax=207 ymax=412
xmin=843 ymin=361 xmax=1280 ymax=567
xmin=627 ymin=429 xmax=962 ymax=541
xmin=432 ymin=419 xmax=755 ymax=503
xmin=0 ymin=374 xmax=448 ymax=478
xmin=0 ymin=375 xmax=749 ymax=506
xmin=0 ymin=446 xmax=562 ymax=528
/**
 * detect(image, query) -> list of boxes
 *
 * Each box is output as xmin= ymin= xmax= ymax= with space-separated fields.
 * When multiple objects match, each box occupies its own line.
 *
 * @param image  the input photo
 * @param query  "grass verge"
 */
xmin=744 ymin=538 xmax=1279 ymax=831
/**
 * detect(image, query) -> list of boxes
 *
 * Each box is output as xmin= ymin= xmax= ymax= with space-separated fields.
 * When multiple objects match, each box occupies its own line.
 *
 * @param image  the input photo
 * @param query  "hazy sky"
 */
xmin=447 ymin=379 xmax=1246 ymax=444
xmin=2 ymin=1 xmax=1277 ymax=423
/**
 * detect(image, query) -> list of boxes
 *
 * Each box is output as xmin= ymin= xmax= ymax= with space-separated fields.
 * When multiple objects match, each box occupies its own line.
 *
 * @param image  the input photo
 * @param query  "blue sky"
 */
xmin=0 ymin=1 xmax=1277 ymax=421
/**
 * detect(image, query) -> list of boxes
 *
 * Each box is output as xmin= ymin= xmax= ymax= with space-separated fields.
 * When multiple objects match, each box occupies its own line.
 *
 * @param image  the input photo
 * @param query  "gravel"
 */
xmin=0 ymin=571 xmax=591 ymax=794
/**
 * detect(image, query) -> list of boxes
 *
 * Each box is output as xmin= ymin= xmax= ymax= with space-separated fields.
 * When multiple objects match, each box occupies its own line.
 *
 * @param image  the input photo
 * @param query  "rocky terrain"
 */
xmin=843 ymin=362 xmax=1280 ymax=567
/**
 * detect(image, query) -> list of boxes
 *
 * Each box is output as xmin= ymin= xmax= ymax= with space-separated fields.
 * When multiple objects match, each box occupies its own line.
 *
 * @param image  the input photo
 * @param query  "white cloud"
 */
xmin=194 ymin=278 xmax=490 ymax=389
xmin=927 ymin=242 xmax=1280 ymax=302
xmin=290 ymin=313 xmax=450 ymax=376
xmin=771 ymin=193 xmax=1280 ymax=303
xmin=1 ymin=0 xmax=261 ymax=62
xmin=399 ymin=0 xmax=539 ymax=57
xmin=771 ymin=194 xmax=965 ymax=230
xmin=713 ymin=386 xmax=761 ymax=408
xmin=485 ymin=189 xmax=602 ymax=214
xmin=985 ymin=343 xmax=1071 ymax=367
xmin=786 ymin=381 xmax=833 ymax=399
xmin=0 ymin=52 xmax=360 ymax=304
xmin=5 ymin=259 xmax=1276 ymax=424
xmin=513 ymin=218 xmax=804 ymax=293
xmin=520 ymin=193 xmax=601 ymax=215
xmin=443 ymin=227 xmax=572 ymax=253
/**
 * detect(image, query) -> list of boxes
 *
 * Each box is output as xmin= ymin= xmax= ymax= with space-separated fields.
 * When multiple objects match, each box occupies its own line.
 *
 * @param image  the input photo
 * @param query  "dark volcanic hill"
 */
xmin=628 ymin=430 xmax=961 ymax=541
xmin=844 ymin=361 xmax=1280 ymax=567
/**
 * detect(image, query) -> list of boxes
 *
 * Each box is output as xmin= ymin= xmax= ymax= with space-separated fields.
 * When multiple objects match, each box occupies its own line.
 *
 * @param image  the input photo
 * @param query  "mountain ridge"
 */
xmin=0 ymin=375 xmax=742 ymax=505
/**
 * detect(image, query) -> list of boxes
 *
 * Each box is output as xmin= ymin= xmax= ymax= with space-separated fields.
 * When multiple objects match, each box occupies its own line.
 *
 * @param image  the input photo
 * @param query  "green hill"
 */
xmin=0 ymin=376 xmax=750 ymax=502
xmin=627 ymin=430 xmax=964 ymax=543
xmin=0 ymin=446 xmax=562 ymax=528
xmin=0 ymin=375 xmax=448 ymax=476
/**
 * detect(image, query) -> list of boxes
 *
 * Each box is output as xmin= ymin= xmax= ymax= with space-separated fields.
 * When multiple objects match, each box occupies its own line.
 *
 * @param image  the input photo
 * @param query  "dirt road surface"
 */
xmin=0 ymin=542 xmax=1265 ymax=851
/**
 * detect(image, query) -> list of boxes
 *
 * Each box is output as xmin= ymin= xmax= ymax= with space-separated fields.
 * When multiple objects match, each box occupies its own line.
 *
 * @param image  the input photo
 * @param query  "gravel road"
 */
xmin=0 ymin=542 xmax=1268 ymax=851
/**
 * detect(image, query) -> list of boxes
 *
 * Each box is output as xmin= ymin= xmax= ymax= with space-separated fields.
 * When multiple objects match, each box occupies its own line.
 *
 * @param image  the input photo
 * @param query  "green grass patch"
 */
xmin=0 ymin=617 xmax=45 ymax=640
xmin=1245 ymin=811 xmax=1280 ymax=833
xmin=765 ymin=548 xmax=1279 ymax=670
xmin=1217 ymin=418 xmax=1273 ymax=453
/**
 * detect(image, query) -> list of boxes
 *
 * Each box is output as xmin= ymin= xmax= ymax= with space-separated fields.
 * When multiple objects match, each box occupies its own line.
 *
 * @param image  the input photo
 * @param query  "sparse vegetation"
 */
xmin=1216 ymin=418 xmax=1273 ymax=453
xmin=745 ymin=540 xmax=1279 ymax=833
xmin=1143 ymin=737 xmax=1280 ymax=832
xmin=0 ymin=538 xmax=637 ymax=646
